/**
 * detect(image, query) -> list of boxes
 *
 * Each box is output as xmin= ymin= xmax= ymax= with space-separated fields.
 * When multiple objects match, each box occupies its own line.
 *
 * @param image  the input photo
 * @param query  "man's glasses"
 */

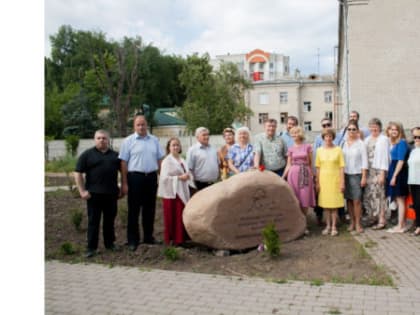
xmin=322 ymin=123 xmax=331 ymax=128
xmin=413 ymin=136 xmax=420 ymax=140
xmin=347 ymin=128 xmax=357 ymax=131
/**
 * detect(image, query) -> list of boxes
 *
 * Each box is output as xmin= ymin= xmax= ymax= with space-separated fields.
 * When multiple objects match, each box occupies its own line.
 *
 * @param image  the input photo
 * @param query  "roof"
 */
xmin=153 ymin=108 xmax=186 ymax=126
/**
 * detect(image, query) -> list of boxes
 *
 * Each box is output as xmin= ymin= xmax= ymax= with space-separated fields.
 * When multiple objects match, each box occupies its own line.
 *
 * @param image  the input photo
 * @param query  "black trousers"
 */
xmin=410 ymin=185 xmax=420 ymax=227
xmin=86 ymin=193 xmax=117 ymax=250
xmin=127 ymin=172 xmax=158 ymax=245
xmin=194 ymin=180 xmax=213 ymax=191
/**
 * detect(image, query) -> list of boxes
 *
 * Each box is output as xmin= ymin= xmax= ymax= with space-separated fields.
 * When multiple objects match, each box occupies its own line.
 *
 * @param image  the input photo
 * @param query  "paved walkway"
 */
xmin=45 ymin=228 xmax=420 ymax=315
xmin=354 ymin=228 xmax=420 ymax=289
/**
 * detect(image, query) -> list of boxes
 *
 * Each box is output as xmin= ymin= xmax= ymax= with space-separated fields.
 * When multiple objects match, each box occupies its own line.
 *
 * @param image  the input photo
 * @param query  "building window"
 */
xmin=279 ymin=92 xmax=288 ymax=104
xmin=304 ymin=121 xmax=312 ymax=131
xmin=303 ymin=101 xmax=312 ymax=112
xmin=258 ymin=113 xmax=269 ymax=124
xmin=324 ymin=91 xmax=332 ymax=103
xmin=259 ymin=93 xmax=269 ymax=105
xmin=280 ymin=112 xmax=288 ymax=124
xmin=325 ymin=111 xmax=333 ymax=120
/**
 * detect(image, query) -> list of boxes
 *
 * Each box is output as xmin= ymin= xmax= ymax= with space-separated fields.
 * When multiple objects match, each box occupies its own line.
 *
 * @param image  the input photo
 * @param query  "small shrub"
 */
xmin=71 ymin=208 xmax=83 ymax=231
xmin=65 ymin=135 xmax=80 ymax=157
xmin=163 ymin=246 xmax=180 ymax=261
xmin=60 ymin=242 xmax=76 ymax=255
xmin=262 ymin=222 xmax=281 ymax=258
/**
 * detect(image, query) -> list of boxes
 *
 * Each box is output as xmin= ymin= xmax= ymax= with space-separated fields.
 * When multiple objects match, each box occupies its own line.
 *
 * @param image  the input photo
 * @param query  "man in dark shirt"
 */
xmin=74 ymin=129 xmax=122 ymax=258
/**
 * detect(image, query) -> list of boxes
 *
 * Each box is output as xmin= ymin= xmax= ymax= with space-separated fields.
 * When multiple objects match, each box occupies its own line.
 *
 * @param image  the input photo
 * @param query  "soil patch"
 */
xmin=45 ymin=188 xmax=393 ymax=285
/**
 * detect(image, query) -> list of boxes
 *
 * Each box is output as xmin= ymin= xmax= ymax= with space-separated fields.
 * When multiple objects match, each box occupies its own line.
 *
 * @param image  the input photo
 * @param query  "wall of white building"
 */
xmin=338 ymin=0 xmax=420 ymax=129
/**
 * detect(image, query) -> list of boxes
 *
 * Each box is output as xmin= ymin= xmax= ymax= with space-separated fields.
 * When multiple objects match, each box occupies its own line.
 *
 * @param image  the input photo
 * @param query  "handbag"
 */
xmin=406 ymin=194 xmax=416 ymax=220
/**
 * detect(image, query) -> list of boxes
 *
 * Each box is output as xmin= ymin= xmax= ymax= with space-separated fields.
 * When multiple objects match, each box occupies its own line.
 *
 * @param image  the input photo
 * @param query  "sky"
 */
xmin=45 ymin=0 xmax=339 ymax=75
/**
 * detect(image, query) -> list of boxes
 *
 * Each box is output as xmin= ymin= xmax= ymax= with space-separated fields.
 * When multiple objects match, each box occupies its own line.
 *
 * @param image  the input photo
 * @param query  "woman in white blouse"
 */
xmin=157 ymin=137 xmax=193 ymax=245
xmin=342 ymin=120 xmax=368 ymax=233
xmin=408 ymin=127 xmax=420 ymax=236
xmin=363 ymin=118 xmax=390 ymax=229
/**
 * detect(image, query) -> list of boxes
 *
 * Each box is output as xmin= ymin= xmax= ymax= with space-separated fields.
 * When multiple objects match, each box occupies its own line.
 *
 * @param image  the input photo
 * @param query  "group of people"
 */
xmin=74 ymin=112 xmax=420 ymax=257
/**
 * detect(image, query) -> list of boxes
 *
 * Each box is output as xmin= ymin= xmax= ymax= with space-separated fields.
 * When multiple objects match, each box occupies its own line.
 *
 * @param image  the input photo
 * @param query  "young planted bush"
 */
xmin=60 ymin=242 xmax=76 ymax=255
xmin=71 ymin=208 xmax=83 ymax=231
xmin=262 ymin=222 xmax=281 ymax=258
xmin=163 ymin=246 xmax=180 ymax=261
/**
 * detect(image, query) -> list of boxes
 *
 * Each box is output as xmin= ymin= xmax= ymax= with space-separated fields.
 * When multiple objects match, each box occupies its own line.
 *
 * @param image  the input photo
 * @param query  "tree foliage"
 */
xmin=45 ymin=25 xmax=250 ymax=138
xmin=178 ymin=54 xmax=253 ymax=133
xmin=45 ymin=25 xmax=186 ymax=138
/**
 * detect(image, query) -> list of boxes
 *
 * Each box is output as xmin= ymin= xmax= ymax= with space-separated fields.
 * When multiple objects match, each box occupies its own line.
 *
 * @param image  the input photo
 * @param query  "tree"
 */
xmin=45 ymin=83 xmax=81 ymax=138
xmin=178 ymin=54 xmax=253 ymax=133
xmin=61 ymin=86 xmax=98 ymax=138
xmin=92 ymin=37 xmax=142 ymax=136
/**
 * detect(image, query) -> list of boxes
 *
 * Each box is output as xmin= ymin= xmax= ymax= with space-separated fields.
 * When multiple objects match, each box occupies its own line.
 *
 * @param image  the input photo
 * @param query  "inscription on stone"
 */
xmin=183 ymin=170 xmax=306 ymax=250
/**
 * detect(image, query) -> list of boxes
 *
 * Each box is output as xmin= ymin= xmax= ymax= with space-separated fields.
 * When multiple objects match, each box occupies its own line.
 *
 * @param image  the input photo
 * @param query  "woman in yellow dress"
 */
xmin=315 ymin=128 xmax=345 ymax=236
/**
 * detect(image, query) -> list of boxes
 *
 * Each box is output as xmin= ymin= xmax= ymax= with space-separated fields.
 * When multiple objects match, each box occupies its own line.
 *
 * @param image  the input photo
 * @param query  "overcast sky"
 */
xmin=45 ymin=0 xmax=339 ymax=75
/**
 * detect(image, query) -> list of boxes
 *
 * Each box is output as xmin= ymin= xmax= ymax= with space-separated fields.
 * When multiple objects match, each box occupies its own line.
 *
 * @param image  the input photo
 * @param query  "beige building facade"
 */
xmin=245 ymin=76 xmax=336 ymax=134
xmin=337 ymin=0 xmax=420 ymax=129
xmin=212 ymin=49 xmax=337 ymax=134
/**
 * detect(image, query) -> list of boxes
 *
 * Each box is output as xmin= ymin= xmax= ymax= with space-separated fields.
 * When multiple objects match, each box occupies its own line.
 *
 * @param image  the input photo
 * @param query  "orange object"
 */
xmin=406 ymin=194 xmax=416 ymax=220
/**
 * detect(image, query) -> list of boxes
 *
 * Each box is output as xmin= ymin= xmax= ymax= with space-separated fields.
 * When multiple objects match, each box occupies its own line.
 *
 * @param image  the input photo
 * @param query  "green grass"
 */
xmin=327 ymin=307 xmax=342 ymax=314
xmin=45 ymin=155 xmax=77 ymax=173
xmin=310 ymin=278 xmax=324 ymax=286
xmin=364 ymin=240 xmax=378 ymax=248
xmin=355 ymin=243 xmax=371 ymax=259
xmin=267 ymin=278 xmax=288 ymax=284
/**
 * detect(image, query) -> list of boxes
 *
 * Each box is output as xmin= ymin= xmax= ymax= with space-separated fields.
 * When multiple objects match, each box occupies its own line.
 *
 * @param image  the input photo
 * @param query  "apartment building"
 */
xmin=212 ymin=49 xmax=336 ymax=133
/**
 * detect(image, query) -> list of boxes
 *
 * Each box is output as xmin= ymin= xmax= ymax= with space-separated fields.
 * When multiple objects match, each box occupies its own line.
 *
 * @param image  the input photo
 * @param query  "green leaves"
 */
xmin=178 ymin=54 xmax=253 ymax=133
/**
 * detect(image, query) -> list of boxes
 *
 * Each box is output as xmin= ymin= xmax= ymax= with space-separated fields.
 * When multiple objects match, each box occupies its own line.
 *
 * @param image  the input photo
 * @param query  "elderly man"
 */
xmin=74 ymin=129 xmax=122 ymax=258
xmin=187 ymin=127 xmax=219 ymax=191
xmin=280 ymin=115 xmax=299 ymax=149
xmin=119 ymin=115 xmax=164 ymax=251
xmin=254 ymin=118 xmax=288 ymax=176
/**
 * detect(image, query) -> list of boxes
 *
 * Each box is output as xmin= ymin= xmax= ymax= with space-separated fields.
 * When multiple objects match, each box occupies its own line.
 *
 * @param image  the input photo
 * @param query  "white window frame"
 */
xmin=303 ymin=101 xmax=312 ymax=112
xmin=259 ymin=93 xmax=269 ymax=105
xmin=280 ymin=112 xmax=288 ymax=124
xmin=325 ymin=111 xmax=333 ymax=120
xmin=304 ymin=121 xmax=312 ymax=131
xmin=258 ymin=113 xmax=268 ymax=124
xmin=324 ymin=91 xmax=332 ymax=103
xmin=279 ymin=92 xmax=288 ymax=104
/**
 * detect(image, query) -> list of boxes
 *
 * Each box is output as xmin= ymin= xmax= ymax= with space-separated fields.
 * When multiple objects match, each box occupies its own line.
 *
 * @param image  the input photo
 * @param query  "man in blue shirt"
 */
xmin=280 ymin=115 xmax=298 ymax=149
xmin=119 ymin=115 xmax=164 ymax=251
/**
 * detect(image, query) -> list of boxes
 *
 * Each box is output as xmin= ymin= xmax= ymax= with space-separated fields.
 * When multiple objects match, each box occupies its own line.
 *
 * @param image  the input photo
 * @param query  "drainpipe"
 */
xmin=343 ymin=0 xmax=351 ymax=124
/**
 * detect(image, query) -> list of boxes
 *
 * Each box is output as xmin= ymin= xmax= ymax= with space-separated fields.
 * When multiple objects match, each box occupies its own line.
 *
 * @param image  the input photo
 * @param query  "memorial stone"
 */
xmin=183 ymin=170 xmax=306 ymax=250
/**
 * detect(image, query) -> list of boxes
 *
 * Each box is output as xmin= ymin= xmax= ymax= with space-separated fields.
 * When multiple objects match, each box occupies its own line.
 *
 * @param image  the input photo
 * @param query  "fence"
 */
xmin=45 ymin=132 xmax=319 ymax=161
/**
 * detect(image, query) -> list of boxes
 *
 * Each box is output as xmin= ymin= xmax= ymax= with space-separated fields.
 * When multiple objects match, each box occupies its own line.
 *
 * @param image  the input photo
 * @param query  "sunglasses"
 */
xmin=414 ymin=136 xmax=420 ymax=140
xmin=347 ymin=128 xmax=357 ymax=131
xmin=322 ymin=123 xmax=331 ymax=128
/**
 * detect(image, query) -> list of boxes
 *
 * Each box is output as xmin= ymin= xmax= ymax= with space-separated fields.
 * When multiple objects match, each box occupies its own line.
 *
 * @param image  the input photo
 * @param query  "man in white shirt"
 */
xmin=186 ymin=127 xmax=219 ymax=191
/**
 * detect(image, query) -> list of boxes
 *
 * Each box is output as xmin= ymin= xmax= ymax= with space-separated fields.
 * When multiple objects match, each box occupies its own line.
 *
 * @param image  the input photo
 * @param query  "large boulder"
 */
xmin=183 ymin=170 xmax=306 ymax=250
